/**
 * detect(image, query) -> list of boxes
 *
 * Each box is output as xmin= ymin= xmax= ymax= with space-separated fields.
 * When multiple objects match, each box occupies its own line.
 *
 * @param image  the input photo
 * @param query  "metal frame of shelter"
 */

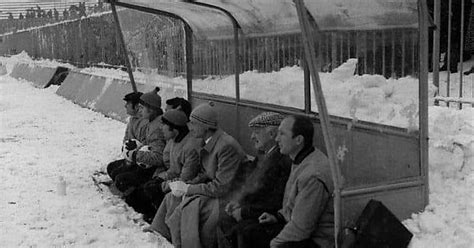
xmin=107 ymin=0 xmax=430 ymax=246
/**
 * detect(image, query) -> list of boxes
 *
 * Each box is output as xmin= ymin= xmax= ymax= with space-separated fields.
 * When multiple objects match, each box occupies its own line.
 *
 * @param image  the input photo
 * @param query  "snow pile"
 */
xmin=404 ymin=106 xmax=474 ymax=248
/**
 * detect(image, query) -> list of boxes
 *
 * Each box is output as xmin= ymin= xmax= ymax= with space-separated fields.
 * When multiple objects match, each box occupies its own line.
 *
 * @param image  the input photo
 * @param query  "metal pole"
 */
xmin=294 ymin=1 xmax=342 ymax=247
xmin=447 ymin=0 xmax=453 ymax=106
xmin=433 ymin=0 xmax=441 ymax=93
xmin=185 ymin=24 xmax=193 ymax=102
xmin=109 ymin=0 xmax=137 ymax=93
xmin=419 ymin=0 xmax=430 ymax=208
xmin=459 ymin=0 xmax=465 ymax=109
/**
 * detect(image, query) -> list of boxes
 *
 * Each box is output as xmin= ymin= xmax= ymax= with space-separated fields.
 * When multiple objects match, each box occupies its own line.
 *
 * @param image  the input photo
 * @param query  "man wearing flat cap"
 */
xmin=217 ymin=112 xmax=292 ymax=248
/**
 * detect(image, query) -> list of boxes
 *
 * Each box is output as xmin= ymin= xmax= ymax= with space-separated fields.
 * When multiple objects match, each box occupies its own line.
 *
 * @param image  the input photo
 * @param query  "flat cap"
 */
xmin=123 ymin=92 xmax=143 ymax=103
xmin=248 ymin=112 xmax=285 ymax=128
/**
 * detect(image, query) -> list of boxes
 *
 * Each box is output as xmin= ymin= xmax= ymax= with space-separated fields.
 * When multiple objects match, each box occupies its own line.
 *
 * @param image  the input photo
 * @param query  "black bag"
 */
xmin=345 ymin=199 xmax=413 ymax=248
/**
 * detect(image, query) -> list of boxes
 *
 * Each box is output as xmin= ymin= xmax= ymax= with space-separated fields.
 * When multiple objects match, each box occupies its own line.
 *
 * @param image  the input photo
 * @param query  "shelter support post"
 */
xmin=459 ymin=0 xmax=465 ymax=109
xmin=303 ymin=55 xmax=311 ymax=113
xmin=419 ymin=0 xmax=430 ymax=207
xmin=432 ymin=0 xmax=440 ymax=97
xmin=185 ymin=24 xmax=193 ymax=101
xmin=109 ymin=0 xmax=137 ymax=93
xmin=294 ymin=0 xmax=343 ymax=247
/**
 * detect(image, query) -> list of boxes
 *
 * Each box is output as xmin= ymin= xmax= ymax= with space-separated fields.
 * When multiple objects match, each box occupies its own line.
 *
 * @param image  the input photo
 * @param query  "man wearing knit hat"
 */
xmin=137 ymin=109 xmax=202 ymax=221
xmin=106 ymin=91 xmax=146 ymax=181
xmin=217 ymin=112 xmax=292 ymax=248
xmin=148 ymin=102 xmax=247 ymax=248
xmin=114 ymin=87 xmax=167 ymax=196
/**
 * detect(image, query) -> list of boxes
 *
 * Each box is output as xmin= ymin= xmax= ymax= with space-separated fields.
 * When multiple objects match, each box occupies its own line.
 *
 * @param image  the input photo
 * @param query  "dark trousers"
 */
xmin=232 ymin=220 xmax=319 ymax=248
xmin=142 ymin=178 xmax=166 ymax=209
xmin=107 ymin=159 xmax=133 ymax=181
xmin=114 ymin=166 xmax=155 ymax=192
xmin=124 ymin=187 xmax=157 ymax=223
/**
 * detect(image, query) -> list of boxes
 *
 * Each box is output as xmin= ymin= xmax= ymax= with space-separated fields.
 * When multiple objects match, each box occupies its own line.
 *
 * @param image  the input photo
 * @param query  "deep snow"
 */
xmin=0 ymin=54 xmax=473 ymax=247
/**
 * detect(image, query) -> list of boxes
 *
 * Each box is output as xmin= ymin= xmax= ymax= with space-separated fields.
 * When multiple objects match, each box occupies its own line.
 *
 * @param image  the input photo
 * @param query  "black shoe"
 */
xmin=464 ymin=67 xmax=474 ymax=75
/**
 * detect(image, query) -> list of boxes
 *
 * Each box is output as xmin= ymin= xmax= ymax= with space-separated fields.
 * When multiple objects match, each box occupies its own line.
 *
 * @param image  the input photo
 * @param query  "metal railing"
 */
xmin=431 ymin=0 xmax=473 ymax=108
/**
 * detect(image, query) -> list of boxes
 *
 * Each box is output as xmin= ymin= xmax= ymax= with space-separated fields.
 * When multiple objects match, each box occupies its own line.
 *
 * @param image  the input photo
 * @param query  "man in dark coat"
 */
xmin=217 ymin=112 xmax=291 ymax=248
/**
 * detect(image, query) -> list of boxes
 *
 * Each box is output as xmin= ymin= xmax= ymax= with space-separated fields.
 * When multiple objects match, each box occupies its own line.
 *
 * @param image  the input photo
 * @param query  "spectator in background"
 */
xmin=53 ymin=8 xmax=59 ymax=21
xmin=36 ymin=5 xmax=42 ymax=19
xmin=63 ymin=9 xmax=69 ymax=20
xmin=19 ymin=13 xmax=24 ymax=20
xmin=47 ymin=9 xmax=53 ymax=19
xmin=8 ymin=13 xmax=14 ymax=21
xmin=79 ymin=2 xmax=87 ymax=17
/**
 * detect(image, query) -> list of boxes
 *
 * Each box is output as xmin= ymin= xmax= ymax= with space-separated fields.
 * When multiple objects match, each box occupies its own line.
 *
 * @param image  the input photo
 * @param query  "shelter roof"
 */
xmin=114 ymin=0 xmax=419 ymax=39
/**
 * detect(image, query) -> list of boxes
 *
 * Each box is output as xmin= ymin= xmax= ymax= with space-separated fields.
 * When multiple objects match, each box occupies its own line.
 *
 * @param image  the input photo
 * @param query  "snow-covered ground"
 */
xmin=0 ymin=54 xmax=473 ymax=247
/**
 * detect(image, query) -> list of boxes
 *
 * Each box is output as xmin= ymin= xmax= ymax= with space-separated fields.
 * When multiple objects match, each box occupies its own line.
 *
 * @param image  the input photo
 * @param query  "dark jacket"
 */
xmin=233 ymin=146 xmax=292 ymax=220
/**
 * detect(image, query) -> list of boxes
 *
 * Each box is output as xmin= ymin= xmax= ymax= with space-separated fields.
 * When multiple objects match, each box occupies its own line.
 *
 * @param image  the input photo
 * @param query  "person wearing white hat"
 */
xmin=147 ymin=102 xmax=247 ymax=248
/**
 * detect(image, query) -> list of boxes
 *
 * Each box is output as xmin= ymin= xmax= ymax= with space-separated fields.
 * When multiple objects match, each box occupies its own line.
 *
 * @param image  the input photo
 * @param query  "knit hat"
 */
xmin=123 ymin=92 xmax=143 ymax=104
xmin=190 ymin=102 xmax=218 ymax=129
xmin=140 ymin=87 xmax=162 ymax=110
xmin=248 ymin=112 xmax=285 ymax=128
xmin=161 ymin=109 xmax=188 ymax=129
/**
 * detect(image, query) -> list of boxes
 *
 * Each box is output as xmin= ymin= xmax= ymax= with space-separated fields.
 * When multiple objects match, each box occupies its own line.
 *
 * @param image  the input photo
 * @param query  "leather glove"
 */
xmin=125 ymin=139 xmax=143 ymax=151
xmin=169 ymin=181 xmax=189 ymax=197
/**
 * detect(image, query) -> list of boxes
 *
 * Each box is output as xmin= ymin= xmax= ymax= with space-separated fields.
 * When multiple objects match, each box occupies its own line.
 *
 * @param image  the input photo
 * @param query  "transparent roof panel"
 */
xmin=303 ymin=0 xmax=419 ymax=30
xmin=116 ymin=0 xmax=419 ymax=39
xmin=115 ymin=0 xmax=235 ymax=40
xmin=193 ymin=0 xmax=301 ymax=36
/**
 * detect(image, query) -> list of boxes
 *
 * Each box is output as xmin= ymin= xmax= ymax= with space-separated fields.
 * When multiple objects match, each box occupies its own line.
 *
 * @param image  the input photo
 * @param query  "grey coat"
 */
xmin=272 ymin=147 xmax=335 ymax=248
xmin=187 ymin=129 xmax=246 ymax=198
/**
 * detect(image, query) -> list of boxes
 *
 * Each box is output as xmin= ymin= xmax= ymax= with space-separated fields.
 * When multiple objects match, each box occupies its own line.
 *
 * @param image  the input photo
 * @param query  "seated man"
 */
xmin=113 ymin=87 xmax=166 ymax=194
xmin=165 ymin=97 xmax=192 ymax=118
xmin=244 ymin=115 xmax=335 ymax=248
xmin=141 ymin=109 xmax=202 ymax=213
xmin=106 ymin=91 xmax=145 ymax=181
xmin=147 ymin=102 xmax=247 ymax=248
xmin=218 ymin=112 xmax=292 ymax=248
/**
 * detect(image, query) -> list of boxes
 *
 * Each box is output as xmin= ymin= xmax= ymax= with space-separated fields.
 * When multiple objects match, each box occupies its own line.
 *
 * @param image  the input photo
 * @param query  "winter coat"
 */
xmin=232 ymin=147 xmax=291 ymax=220
xmin=272 ymin=147 xmax=334 ymax=248
xmin=154 ymin=133 xmax=202 ymax=182
xmin=123 ymin=115 xmax=147 ymax=143
xmin=187 ymin=129 xmax=247 ymax=198
xmin=135 ymin=116 xmax=166 ymax=170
